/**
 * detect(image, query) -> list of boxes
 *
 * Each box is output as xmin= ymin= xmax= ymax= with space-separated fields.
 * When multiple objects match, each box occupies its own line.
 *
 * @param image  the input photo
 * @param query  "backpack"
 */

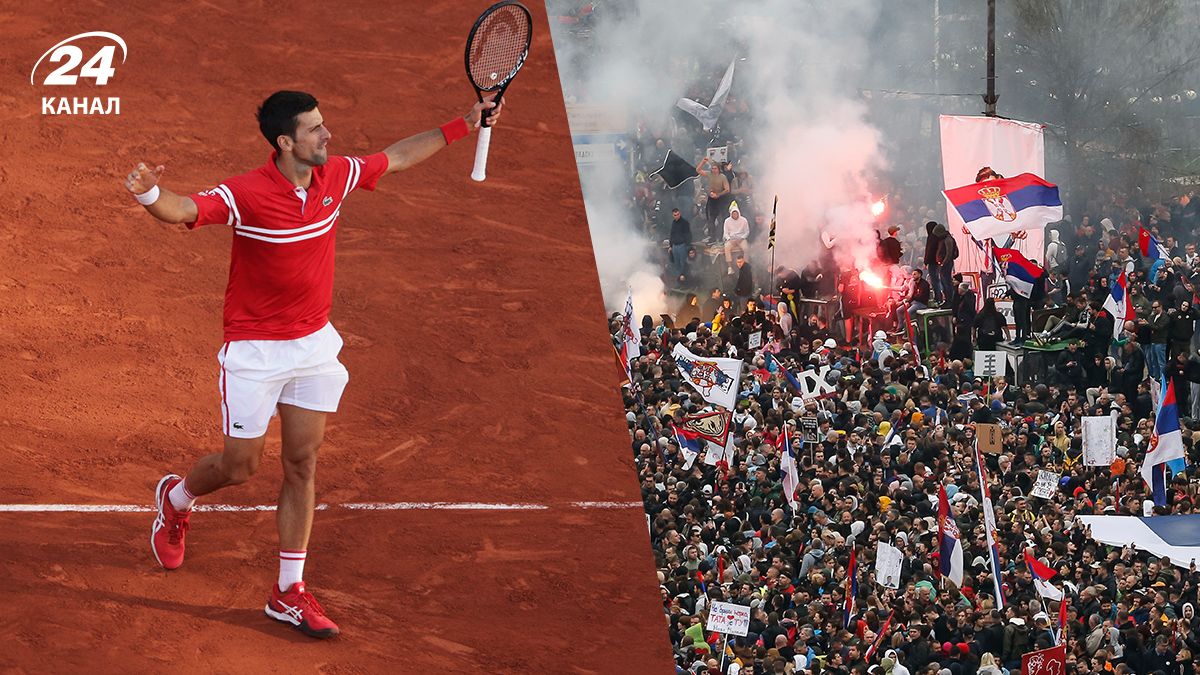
xmin=944 ymin=233 xmax=959 ymax=261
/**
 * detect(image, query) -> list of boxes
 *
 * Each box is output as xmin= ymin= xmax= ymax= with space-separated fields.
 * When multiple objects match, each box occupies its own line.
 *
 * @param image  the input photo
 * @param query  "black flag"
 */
xmin=768 ymin=196 xmax=778 ymax=250
xmin=650 ymin=150 xmax=699 ymax=190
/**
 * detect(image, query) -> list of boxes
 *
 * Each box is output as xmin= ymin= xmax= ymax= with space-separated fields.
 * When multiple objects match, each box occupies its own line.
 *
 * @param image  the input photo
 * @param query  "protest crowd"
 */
xmin=610 ymin=60 xmax=1200 ymax=675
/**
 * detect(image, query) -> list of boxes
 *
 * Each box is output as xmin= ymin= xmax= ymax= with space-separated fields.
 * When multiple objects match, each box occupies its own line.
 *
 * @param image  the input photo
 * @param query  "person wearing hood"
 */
xmin=1046 ymin=228 xmax=1066 ymax=272
xmin=932 ymin=222 xmax=958 ymax=306
xmin=923 ymin=221 xmax=941 ymax=296
xmin=872 ymin=330 xmax=892 ymax=368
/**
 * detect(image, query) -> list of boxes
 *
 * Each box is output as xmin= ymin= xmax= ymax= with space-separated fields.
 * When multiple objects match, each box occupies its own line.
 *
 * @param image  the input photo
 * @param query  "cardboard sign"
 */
xmin=976 ymin=423 xmax=1003 ymax=454
xmin=748 ymin=331 xmax=762 ymax=350
xmin=986 ymin=283 xmax=1009 ymax=300
xmin=1082 ymin=415 xmax=1117 ymax=466
xmin=995 ymin=299 xmax=1016 ymax=332
xmin=974 ymin=350 xmax=1005 ymax=378
xmin=874 ymin=542 xmax=902 ymax=589
xmin=800 ymin=416 xmax=818 ymax=444
xmin=706 ymin=600 xmax=750 ymax=636
xmin=706 ymin=145 xmax=728 ymax=164
xmin=1032 ymin=470 xmax=1061 ymax=499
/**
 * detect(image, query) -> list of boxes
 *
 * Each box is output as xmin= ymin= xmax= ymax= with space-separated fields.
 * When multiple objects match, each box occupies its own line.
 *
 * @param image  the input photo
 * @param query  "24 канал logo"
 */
xmin=31 ymin=31 xmax=127 ymax=116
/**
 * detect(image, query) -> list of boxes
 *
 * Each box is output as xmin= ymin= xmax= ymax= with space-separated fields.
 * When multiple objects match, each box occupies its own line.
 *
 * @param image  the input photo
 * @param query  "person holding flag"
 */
xmin=1141 ymin=379 xmax=1187 ymax=507
xmin=1103 ymin=271 xmax=1135 ymax=341
xmin=777 ymin=422 xmax=801 ymax=513
xmin=1025 ymin=548 xmax=1063 ymax=601
xmin=1140 ymin=226 xmax=1171 ymax=284
xmin=992 ymin=245 xmax=1045 ymax=343
xmin=937 ymin=485 xmax=964 ymax=587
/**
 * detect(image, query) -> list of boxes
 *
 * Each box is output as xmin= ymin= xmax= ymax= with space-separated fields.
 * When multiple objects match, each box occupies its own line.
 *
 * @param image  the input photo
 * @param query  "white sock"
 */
xmin=279 ymin=550 xmax=307 ymax=590
xmin=168 ymin=478 xmax=196 ymax=512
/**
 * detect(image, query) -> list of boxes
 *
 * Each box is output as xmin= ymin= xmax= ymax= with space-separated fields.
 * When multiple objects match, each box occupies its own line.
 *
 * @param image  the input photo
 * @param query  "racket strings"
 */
xmin=468 ymin=6 xmax=530 ymax=90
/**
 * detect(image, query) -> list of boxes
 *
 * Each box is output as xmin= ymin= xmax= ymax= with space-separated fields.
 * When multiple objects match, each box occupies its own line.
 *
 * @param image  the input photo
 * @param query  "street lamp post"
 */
xmin=984 ymin=0 xmax=998 ymax=116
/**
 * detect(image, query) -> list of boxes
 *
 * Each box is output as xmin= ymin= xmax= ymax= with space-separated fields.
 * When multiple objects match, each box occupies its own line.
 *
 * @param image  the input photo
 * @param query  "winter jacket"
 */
xmin=934 ymin=224 xmax=958 ymax=264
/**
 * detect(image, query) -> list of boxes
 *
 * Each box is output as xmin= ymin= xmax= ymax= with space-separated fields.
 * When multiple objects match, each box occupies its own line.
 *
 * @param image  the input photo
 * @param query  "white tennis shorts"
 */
xmin=217 ymin=322 xmax=350 ymax=439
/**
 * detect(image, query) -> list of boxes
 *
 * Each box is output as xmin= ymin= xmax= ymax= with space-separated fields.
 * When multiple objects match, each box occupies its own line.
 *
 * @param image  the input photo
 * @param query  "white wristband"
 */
xmin=135 ymin=185 xmax=161 ymax=206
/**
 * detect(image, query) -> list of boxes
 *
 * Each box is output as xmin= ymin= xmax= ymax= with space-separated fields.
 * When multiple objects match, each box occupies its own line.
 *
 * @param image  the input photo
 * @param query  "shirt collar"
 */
xmin=265 ymin=151 xmax=323 ymax=194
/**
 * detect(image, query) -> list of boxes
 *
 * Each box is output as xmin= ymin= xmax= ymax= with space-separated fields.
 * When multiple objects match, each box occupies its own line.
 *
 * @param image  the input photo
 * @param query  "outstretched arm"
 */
xmin=382 ymin=98 xmax=501 ymax=175
xmin=123 ymin=163 xmax=197 ymax=224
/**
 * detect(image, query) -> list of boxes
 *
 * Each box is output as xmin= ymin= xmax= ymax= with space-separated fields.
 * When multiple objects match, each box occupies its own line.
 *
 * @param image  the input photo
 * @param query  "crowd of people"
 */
xmin=612 ymin=73 xmax=1200 ymax=671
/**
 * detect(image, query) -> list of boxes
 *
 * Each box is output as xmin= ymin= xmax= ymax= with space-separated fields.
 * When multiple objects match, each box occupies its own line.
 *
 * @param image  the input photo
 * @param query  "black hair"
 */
xmin=257 ymin=90 xmax=319 ymax=152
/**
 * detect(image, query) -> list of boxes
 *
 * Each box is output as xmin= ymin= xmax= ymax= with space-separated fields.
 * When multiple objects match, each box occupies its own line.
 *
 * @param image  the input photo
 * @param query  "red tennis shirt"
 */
xmin=187 ymin=152 xmax=389 ymax=342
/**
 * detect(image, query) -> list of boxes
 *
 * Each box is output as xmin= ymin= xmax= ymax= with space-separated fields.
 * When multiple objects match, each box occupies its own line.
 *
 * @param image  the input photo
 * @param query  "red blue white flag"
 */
xmin=992 ymin=245 xmax=1044 ymax=298
xmin=1102 ymin=271 xmax=1135 ymax=340
xmin=943 ymin=172 xmax=1062 ymax=241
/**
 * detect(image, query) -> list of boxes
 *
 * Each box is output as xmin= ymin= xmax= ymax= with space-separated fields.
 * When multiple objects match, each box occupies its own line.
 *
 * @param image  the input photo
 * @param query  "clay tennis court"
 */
xmin=0 ymin=1 xmax=673 ymax=672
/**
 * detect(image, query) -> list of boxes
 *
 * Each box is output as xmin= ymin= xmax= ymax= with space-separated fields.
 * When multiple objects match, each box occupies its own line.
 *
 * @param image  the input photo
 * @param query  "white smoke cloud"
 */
xmin=550 ymin=0 xmax=890 ymax=312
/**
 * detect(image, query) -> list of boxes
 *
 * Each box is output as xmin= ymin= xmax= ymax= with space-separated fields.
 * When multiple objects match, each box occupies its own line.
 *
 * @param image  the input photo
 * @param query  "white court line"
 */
xmin=0 ymin=501 xmax=642 ymax=513
xmin=341 ymin=502 xmax=548 ymax=510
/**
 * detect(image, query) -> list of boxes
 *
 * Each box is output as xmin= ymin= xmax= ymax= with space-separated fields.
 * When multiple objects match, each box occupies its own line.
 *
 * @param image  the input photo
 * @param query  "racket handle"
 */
xmin=471 ymin=126 xmax=492 ymax=182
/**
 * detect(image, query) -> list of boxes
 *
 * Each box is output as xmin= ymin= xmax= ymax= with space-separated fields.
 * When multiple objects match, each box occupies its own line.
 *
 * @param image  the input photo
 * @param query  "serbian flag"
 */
xmin=779 ymin=423 xmax=801 ymax=513
xmin=844 ymin=546 xmax=858 ymax=629
xmin=672 ymin=425 xmax=704 ymax=471
xmin=1102 ymin=271 xmax=1135 ymax=340
xmin=1140 ymin=227 xmax=1170 ymax=284
xmin=1025 ymin=548 xmax=1063 ymax=601
xmin=943 ymin=172 xmax=1062 ymax=241
xmin=937 ymin=485 xmax=964 ymax=586
xmin=993 ymin=246 xmax=1044 ymax=298
xmin=1141 ymin=379 xmax=1186 ymax=506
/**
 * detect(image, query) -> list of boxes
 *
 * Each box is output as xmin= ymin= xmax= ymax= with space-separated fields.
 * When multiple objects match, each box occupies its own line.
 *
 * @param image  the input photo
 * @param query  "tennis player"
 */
xmin=124 ymin=91 xmax=499 ymax=638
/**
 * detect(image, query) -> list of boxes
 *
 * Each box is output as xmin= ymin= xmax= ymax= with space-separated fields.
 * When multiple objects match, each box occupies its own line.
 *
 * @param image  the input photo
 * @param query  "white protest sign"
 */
xmin=987 ymin=283 xmax=1008 ymax=300
xmin=748 ymin=331 xmax=763 ymax=350
xmin=1032 ymin=470 xmax=1061 ymax=499
xmin=974 ymin=350 xmax=1005 ymax=378
xmin=706 ymin=145 xmax=728 ymax=163
xmin=875 ymin=542 xmax=902 ymax=589
xmin=797 ymin=365 xmax=837 ymax=405
xmin=1082 ymin=415 xmax=1116 ymax=466
xmin=706 ymin=600 xmax=750 ymax=636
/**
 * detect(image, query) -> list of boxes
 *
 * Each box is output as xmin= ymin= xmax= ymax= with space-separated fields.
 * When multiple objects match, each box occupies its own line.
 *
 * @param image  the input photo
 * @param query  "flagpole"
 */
xmin=719 ymin=632 xmax=729 ymax=671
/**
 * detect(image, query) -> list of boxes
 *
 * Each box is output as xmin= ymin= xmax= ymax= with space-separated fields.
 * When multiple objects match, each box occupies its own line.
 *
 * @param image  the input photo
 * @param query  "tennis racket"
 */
xmin=465 ymin=1 xmax=532 ymax=182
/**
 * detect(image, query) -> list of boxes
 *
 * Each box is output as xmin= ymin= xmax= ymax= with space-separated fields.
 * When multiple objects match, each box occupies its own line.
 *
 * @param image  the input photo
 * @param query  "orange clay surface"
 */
xmin=0 ymin=1 xmax=672 ymax=672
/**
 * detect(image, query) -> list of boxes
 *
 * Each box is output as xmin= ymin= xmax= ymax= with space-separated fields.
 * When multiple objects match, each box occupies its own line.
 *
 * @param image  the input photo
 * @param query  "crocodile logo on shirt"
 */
xmin=322 ymin=196 xmax=333 ymax=206
xmin=233 ymin=422 xmax=244 ymax=430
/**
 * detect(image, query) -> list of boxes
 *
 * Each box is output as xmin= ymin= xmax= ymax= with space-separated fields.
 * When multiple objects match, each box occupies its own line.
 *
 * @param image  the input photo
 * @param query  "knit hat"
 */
xmin=729 ymin=201 xmax=740 ymax=214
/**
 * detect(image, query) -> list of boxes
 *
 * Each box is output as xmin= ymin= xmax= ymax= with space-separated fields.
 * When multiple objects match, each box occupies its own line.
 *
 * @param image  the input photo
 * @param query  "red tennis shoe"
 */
xmin=265 ymin=582 xmax=340 ymax=638
xmin=151 ymin=474 xmax=190 ymax=570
